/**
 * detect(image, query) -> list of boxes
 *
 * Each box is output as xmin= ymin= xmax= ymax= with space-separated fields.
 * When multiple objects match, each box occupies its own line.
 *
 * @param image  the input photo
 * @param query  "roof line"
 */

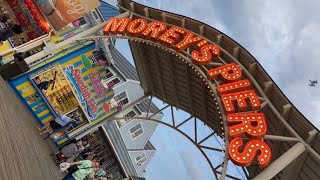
xmin=101 ymin=125 xmax=129 ymax=178
xmin=99 ymin=0 xmax=119 ymax=11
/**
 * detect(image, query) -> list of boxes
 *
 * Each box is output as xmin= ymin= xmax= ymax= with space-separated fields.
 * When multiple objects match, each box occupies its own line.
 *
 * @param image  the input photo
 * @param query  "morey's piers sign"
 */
xmin=103 ymin=17 xmax=272 ymax=168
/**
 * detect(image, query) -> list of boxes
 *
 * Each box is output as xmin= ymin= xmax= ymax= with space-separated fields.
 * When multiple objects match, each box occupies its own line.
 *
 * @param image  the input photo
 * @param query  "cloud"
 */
xmin=134 ymin=0 xmax=320 ymax=130
xmin=179 ymin=150 xmax=210 ymax=180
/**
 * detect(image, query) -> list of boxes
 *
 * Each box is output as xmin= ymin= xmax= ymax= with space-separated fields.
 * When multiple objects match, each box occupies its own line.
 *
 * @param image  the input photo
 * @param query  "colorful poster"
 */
xmin=29 ymin=47 xmax=119 ymax=133
xmin=9 ymin=42 xmax=121 ymax=145
xmin=0 ymin=40 xmax=14 ymax=64
xmin=31 ymin=65 xmax=79 ymax=114
xmin=35 ymin=0 xmax=100 ymax=30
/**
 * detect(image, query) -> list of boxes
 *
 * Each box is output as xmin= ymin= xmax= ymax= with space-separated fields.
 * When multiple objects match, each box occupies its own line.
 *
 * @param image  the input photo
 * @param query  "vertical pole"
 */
xmin=252 ymin=142 xmax=306 ymax=180
xmin=146 ymin=96 xmax=153 ymax=118
xmin=171 ymin=106 xmax=175 ymax=127
xmin=194 ymin=117 xmax=197 ymax=143
xmin=116 ymin=94 xmax=149 ymax=115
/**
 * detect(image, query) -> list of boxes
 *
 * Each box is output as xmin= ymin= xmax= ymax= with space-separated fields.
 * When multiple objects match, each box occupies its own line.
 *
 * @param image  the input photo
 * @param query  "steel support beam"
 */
xmin=24 ymin=12 xmax=130 ymax=65
xmin=115 ymin=94 xmax=149 ymax=118
xmin=143 ymin=7 xmax=149 ymax=18
xmin=200 ymin=145 xmax=224 ymax=152
xmin=280 ymin=129 xmax=318 ymax=180
xmin=148 ymin=104 xmax=170 ymax=119
xmin=198 ymin=132 xmax=215 ymax=145
xmin=281 ymin=104 xmax=292 ymax=120
xmin=249 ymin=62 xmax=257 ymax=74
xmin=171 ymin=106 xmax=175 ymax=127
xmin=111 ymin=116 xmax=219 ymax=179
xmin=208 ymin=62 xmax=224 ymax=67
xmin=263 ymin=81 xmax=273 ymax=96
xmin=216 ymin=34 xmax=223 ymax=45
xmin=232 ymin=47 xmax=240 ymax=59
xmin=176 ymin=116 xmax=193 ymax=128
xmin=252 ymin=142 xmax=306 ymax=180
xmin=195 ymin=117 xmax=198 ymax=143
xmin=264 ymin=135 xmax=299 ymax=142
xmin=146 ymin=96 xmax=153 ymax=118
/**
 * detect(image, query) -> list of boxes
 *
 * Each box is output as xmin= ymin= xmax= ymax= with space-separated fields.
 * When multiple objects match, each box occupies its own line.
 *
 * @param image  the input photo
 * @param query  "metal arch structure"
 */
xmin=79 ymin=35 xmax=232 ymax=179
xmin=108 ymin=94 xmax=255 ymax=180
xmin=83 ymin=33 xmax=319 ymax=179
xmin=18 ymin=0 xmax=320 ymax=179
xmin=110 ymin=104 xmax=231 ymax=180
xmin=112 ymin=0 xmax=320 ymax=180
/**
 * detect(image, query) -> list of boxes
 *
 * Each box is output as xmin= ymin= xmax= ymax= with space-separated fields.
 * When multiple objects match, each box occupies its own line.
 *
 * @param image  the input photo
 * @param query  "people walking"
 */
xmin=61 ymin=160 xmax=101 ymax=180
xmin=38 ymin=107 xmax=76 ymax=135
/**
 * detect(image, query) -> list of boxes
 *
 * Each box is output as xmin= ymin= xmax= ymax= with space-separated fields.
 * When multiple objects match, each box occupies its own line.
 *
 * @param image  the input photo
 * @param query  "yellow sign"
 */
xmin=0 ymin=40 xmax=14 ymax=62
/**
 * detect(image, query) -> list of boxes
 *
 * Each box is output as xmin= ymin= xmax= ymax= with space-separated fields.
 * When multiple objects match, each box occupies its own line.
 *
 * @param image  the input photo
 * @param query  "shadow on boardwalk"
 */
xmin=0 ymin=77 xmax=62 ymax=180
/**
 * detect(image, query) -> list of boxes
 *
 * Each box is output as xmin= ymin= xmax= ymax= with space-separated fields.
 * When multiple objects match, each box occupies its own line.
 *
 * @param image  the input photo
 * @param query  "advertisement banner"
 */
xmin=35 ymin=0 xmax=100 ymax=30
xmin=9 ymin=42 xmax=120 ymax=145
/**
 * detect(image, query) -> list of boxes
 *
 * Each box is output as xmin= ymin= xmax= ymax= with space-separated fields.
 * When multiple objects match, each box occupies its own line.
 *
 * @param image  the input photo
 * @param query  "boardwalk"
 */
xmin=0 ymin=77 xmax=62 ymax=180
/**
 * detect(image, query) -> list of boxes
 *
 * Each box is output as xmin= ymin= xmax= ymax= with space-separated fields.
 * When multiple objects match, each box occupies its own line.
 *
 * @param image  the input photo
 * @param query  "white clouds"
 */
xmin=146 ymin=125 xmax=214 ymax=180
xmin=133 ymin=0 xmax=320 ymax=129
xmin=179 ymin=150 xmax=209 ymax=180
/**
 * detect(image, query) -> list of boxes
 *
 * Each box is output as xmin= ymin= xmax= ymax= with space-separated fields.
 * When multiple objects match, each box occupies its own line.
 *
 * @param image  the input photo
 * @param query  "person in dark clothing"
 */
xmin=0 ymin=22 xmax=23 ymax=42
xmin=34 ymin=76 xmax=55 ymax=94
xmin=0 ymin=13 xmax=10 ymax=23
xmin=38 ymin=79 xmax=54 ymax=91
xmin=11 ymin=24 xmax=23 ymax=34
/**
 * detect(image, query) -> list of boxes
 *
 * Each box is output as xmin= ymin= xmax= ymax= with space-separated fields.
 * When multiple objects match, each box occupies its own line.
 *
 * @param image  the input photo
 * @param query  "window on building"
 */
xmin=135 ymin=153 xmax=147 ymax=166
xmin=101 ymin=68 xmax=113 ymax=81
xmin=108 ymin=77 xmax=121 ymax=86
xmin=130 ymin=123 xmax=143 ymax=139
xmin=110 ymin=91 xmax=129 ymax=108
xmin=92 ymin=11 xmax=99 ymax=19
xmin=78 ymin=17 xmax=87 ymax=26
xmin=101 ymin=77 xmax=121 ymax=89
xmin=125 ymin=111 xmax=136 ymax=117
xmin=117 ymin=110 xmax=137 ymax=127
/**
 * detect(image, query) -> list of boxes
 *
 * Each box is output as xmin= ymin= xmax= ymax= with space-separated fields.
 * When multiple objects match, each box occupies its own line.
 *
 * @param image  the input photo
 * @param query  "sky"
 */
xmin=105 ymin=0 xmax=320 ymax=179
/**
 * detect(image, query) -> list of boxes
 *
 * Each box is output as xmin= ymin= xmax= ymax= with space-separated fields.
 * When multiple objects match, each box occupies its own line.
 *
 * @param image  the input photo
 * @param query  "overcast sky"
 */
xmin=107 ymin=0 xmax=320 ymax=179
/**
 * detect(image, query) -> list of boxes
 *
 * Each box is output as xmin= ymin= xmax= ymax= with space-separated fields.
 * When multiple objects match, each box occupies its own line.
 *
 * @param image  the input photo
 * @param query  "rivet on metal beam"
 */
xmin=281 ymin=104 xmax=292 ymax=121
xmin=199 ymin=25 xmax=205 ymax=36
xmin=143 ymin=7 xmax=149 ymax=18
xmin=130 ymin=2 xmax=135 ymax=12
xmin=249 ymin=62 xmax=257 ymax=74
xmin=233 ymin=47 xmax=240 ymax=59
xmin=264 ymin=81 xmax=273 ymax=95
xmin=216 ymin=34 xmax=223 ymax=45
xmin=306 ymin=129 xmax=317 ymax=144
xmin=161 ymin=12 xmax=167 ymax=22
xmin=181 ymin=18 xmax=186 ymax=28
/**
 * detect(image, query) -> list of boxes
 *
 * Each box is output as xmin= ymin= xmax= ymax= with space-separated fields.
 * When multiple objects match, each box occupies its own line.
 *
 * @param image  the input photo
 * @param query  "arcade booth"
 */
xmin=1 ymin=0 xmax=50 ymax=46
xmin=7 ymin=28 xmax=121 ymax=146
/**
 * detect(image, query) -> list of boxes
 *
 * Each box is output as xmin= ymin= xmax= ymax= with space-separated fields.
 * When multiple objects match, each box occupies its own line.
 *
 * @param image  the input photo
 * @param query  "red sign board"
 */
xmin=103 ymin=17 xmax=272 ymax=168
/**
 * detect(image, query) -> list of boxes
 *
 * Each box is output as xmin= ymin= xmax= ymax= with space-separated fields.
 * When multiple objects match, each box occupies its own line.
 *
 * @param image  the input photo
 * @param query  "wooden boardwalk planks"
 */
xmin=0 ymin=77 xmax=62 ymax=180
